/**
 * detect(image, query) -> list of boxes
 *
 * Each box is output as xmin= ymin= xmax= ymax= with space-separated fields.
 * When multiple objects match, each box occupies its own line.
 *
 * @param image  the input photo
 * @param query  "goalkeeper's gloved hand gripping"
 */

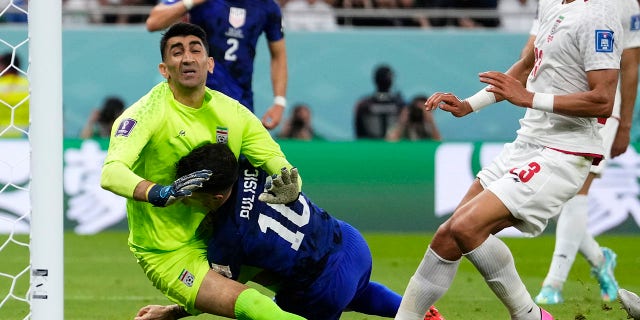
xmin=147 ymin=169 xmax=213 ymax=207
xmin=258 ymin=167 xmax=300 ymax=204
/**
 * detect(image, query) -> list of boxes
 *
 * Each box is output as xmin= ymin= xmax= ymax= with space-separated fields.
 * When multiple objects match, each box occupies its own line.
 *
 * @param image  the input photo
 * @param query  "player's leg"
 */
xmin=134 ymin=242 xmax=304 ymax=320
xmin=576 ymin=116 xmax=619 ymax=301
xmin=275 ymin=221 xmax=377 ymax=320
xmin=579 ymin=236 xmax=619 ymax=301
xmin=394 ymin=180 xmax=481 ymax=320
xmin=534 ymin=177 xmax=591 ymax=304
xmin=195 ymin=270 xmax=305 ymax=320
xmin=458 ymin=144 xmax=587 ymax=320
xmin=455 ymin=190 xmax=542 ymax=320
xmin=348 ymin=281 xmax=401 ymax=316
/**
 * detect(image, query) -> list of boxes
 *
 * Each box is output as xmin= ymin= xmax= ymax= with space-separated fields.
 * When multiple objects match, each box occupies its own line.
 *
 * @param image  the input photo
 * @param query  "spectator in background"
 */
xmin=63 ymin=0 xmax=103 ymax=25
xmin=386 ymin=94 xmax=441 ymax=141
xmin=278 ymin=103 xmax=320 ymax=140
xmin=146 ymin=0 xmax=288 ymax=130
xmin=100 ymin=0 xmax=155 ymax=24
xmin=0 ymin=0 xmax=27 ymax=23
xmin=420 ymin=0 xmax=500 ymax=28
xmin=80 ymin=96 xmax=125 ymax=139
xmin=354 ymin=64 xmax=405 ymax=139
xmin=283 ymin=0 xmax=338 ymax=31
xmin=0 ymin=52 xmax=29 ymax=138
xmin=453 ymin=0 xmax=500 ymax=28
xmin=397 ymin=0 xmax=430 ymax=28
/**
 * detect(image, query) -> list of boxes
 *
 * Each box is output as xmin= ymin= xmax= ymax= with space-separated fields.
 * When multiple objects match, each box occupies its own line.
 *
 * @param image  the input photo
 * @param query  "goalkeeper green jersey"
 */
xmin=101 ymin=82 xmax=291 ymax=251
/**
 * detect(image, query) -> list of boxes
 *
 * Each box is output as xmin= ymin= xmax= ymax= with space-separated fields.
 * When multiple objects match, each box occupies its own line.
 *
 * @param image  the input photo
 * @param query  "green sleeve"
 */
xmin=101 ymin=93 xmax=163 ymax=198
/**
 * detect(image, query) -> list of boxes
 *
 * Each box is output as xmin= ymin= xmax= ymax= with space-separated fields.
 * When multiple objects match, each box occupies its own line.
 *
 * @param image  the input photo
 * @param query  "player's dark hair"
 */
xmin=160 ymin=22 xmax=210 ymax=61
xmin=176 ymin=142 xmax=238 ymax=194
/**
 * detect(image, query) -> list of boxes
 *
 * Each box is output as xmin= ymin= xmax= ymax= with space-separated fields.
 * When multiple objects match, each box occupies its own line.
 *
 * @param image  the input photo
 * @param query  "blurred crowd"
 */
xmin=0 ymin=0 xmax=535 ymax=30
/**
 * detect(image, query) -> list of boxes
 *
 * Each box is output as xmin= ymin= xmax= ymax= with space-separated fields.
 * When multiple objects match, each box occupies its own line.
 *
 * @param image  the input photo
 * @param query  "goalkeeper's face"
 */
xmin=159 ymin=35 xmax=214 ymax=89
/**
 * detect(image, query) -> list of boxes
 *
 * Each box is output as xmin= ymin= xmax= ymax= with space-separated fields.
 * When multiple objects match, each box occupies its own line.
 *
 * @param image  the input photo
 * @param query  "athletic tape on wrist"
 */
xmin=274 ymin=96 xmax=287 ymax=108
xmin=532 ymin=92 xmax=554 ymax=113
xmin=183 ymin=0 xmax=194 ymax=10
xmin=464 ymin=87 xmax=496 ymax=112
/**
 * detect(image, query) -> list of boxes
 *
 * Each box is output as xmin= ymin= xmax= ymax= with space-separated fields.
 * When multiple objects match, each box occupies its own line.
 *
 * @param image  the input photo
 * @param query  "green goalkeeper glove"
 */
xmin=258 ymin=167 xmax=300 ymax=204
xmin=147 ymin=169 xmax=213 ymax=207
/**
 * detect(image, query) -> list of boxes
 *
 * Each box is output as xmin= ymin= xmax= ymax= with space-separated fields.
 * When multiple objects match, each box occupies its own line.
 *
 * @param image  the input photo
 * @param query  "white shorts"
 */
xmin=590 ymin=117 xmax=619 ymax=175
xmin=477 ymin=140 xmax=592 ymax=237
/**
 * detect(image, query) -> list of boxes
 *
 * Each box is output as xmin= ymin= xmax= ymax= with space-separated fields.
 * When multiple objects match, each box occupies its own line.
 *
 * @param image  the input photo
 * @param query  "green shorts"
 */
xmin=131 ymin=240 xmax=209 ymax=315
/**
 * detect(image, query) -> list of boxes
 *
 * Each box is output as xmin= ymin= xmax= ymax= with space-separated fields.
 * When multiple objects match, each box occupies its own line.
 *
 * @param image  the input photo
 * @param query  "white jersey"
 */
xmin=611 ymin=0 xmax=640 ymax=117
xmin=520 ymin=0 xmax=622 ymax=157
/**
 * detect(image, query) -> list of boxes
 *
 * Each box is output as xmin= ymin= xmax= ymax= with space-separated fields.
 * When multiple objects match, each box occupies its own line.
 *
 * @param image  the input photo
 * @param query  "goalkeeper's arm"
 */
xmin=134 ymin=304 xmax=190 ymax=320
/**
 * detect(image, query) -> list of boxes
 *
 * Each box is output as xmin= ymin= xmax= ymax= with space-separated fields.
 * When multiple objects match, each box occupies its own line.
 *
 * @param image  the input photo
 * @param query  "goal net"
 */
xmin=0 ymin=1 xmax=63 ymax=319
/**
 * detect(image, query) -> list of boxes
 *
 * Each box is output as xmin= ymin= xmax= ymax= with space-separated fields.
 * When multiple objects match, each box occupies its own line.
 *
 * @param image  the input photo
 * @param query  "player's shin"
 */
xmin=465 ymin=235 xmax=541 ymax=320
xmin=395 ymin=247 xmax=460 ymax=320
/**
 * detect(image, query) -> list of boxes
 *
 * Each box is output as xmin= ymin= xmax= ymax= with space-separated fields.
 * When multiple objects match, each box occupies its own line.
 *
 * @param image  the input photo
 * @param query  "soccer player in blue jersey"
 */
xmin=146 ymin=0 xmax=288 ymax=130
xmin=133 ymin=143 xmax=445 ymax=320
xmin=101 ymin=22 xmax=303 ymax=320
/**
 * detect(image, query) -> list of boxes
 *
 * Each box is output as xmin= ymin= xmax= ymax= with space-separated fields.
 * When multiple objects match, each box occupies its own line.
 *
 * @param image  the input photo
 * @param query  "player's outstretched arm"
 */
xmin=135 ymin=304 xmax=189 ymax=320
xmin=258 ymin=167 xmax=300 ymax=204
xmin=426 ymin=92 xmax=474 ymax=118
xmin=146 ymin=0 xmax=207 ymax=32
xmin=136 ymin=169 xmax=213 ymax=207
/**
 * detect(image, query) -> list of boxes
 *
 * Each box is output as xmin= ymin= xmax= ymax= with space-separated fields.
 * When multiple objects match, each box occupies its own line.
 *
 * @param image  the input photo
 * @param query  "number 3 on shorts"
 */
xmin=509 ymin=162 xmax=541 ymax=183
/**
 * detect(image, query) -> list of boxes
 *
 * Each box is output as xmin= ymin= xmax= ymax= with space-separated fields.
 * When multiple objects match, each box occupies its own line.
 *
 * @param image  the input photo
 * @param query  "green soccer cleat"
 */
xmin=592 ymin=247 xmax=619 ymax=302
xmin=534 ymin=286 xmax=564 ymax=305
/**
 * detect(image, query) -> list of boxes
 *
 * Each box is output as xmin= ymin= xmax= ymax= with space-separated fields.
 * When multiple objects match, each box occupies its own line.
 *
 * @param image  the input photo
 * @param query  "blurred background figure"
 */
xmin=354 ymin=64 xmax=405 ymax=139
xmin=278 ymin=103 xmax=320 ymax=140
xmin=283 ymin=0 xmax=338 ymax=31
xmin=0 ymin=0 xmax=27 ymax=23
xmin=100 ymin=0 xmax=156 ymax=24
xmin=0 ymin=52 xmax=29 ymax=138
xmin=386 ymin=94 xmax=441 ymax=141
xmin=79 ymin=95 xmax=125 ymax=139
xmin=62 ymin=0 xmax=102 ymax=25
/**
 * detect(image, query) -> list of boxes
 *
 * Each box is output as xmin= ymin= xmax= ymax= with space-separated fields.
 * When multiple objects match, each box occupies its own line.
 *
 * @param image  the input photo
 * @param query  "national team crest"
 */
xmin=178 ymin=269 xmax=195 ymax=287
xmin=595 ymin=30 xmax=614 ymax=53
xmin=216 ymin=126 xmax=229 ymax=144
xmin=229 ymin=7 xmax=246 ymax=29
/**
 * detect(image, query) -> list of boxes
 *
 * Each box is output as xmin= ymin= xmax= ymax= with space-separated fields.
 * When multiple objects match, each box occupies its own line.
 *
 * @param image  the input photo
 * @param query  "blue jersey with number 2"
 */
xmin=162 ymin=0 xmax=284 ymax=111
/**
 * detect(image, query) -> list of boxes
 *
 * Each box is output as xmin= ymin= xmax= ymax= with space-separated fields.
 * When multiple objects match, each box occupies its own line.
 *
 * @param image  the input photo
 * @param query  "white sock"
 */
xmin=465 ymin=235 xmax=540 ymax=320
xmin=395 ymin=246 xmax=460 ymax=320
xmin=542 ymin=195 xmax=588 ymax=289
xmin=579 ymin=232 xmax=604 ymax=268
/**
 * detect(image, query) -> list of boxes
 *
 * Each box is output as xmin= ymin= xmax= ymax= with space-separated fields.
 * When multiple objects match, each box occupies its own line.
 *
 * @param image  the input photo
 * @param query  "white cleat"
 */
xmin=619 ymin=288 xmax=640 ymax=320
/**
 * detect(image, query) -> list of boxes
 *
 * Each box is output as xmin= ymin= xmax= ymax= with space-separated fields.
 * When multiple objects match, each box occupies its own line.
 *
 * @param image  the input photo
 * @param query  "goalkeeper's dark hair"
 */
xmin=160 ymin=22 xmax=210 ymax=61
xmin=176 ymin=143 xmax=239 ymax=194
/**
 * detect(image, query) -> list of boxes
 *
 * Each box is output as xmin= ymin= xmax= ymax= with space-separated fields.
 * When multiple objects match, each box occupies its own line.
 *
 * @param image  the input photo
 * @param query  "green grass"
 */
xmin=1 ymin=232 xmax=639 ymax=319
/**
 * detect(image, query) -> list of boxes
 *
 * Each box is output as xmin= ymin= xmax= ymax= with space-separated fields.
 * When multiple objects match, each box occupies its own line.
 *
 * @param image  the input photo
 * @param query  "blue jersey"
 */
xmin=204 ymin=159 xmax=342 ymax=288
xmin=163 ymin=0 xmax=285 ymax=111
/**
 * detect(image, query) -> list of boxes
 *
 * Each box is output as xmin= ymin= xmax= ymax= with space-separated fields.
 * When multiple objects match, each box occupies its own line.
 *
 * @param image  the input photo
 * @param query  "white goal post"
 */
xmin=28 ymin=1 xmax=63 ymax=320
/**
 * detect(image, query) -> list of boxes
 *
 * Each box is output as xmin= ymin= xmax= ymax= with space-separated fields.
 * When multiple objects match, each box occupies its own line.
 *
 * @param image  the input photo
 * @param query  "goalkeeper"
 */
xmin=134 ymin=142 xmax=444 ymax=320
xmin=101 ymin=22 xmax=302 ymax=319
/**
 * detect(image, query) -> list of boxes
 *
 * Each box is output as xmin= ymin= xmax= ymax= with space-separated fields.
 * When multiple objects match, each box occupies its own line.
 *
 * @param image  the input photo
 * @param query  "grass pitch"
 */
xmin=1 ymin=231 xmax=638 ymax=319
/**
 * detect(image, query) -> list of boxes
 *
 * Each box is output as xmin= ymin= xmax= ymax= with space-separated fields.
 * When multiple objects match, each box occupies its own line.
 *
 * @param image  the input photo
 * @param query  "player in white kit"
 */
xmin=533 ymin=0 xmax=640 ymax=305
xmin=393 ymin=1 xmax=622 ymax=319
